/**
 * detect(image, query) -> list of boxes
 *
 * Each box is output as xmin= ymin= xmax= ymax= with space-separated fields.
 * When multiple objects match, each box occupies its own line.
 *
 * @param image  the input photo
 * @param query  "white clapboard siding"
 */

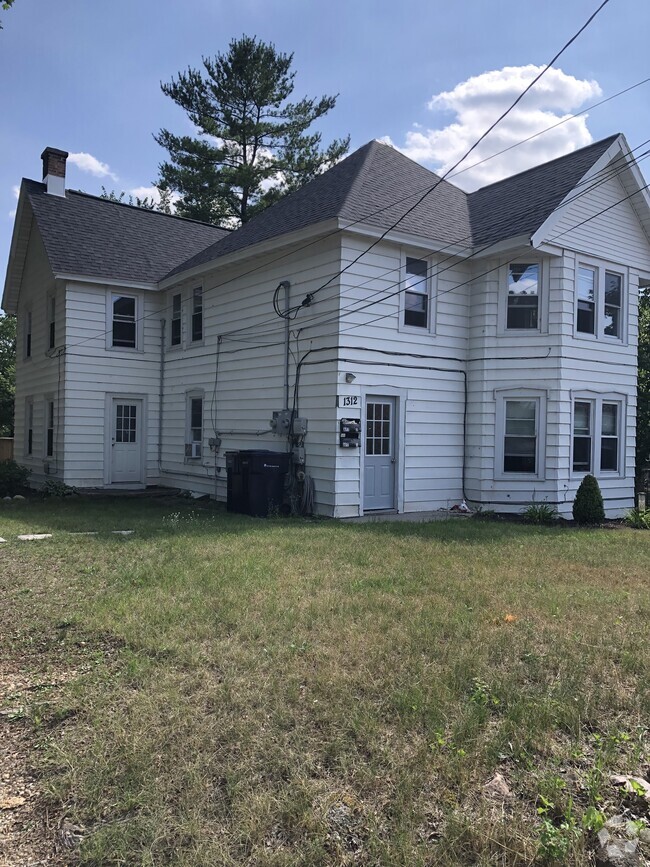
xmin=63 ymin=282 xmax=163 ymax=487
xmin=159 ymin=236 xmax=342 ymax=508
xmin=12 ymin=228 xmax=63 ymax=488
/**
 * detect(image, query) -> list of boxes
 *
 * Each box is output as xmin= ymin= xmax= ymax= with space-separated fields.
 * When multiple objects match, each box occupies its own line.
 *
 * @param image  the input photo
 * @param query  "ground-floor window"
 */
xmin=45 ymin=398 xmax=54 ymax=458
xmin=26 ymin=398 xmax=33 ymax=455
xmin=185 ymin=393 xmax=203 ymax=460
xmin=495 ymin=389 xmax=546 ymax=480
xmin=572 ymin=397 xmax=622 ymax=474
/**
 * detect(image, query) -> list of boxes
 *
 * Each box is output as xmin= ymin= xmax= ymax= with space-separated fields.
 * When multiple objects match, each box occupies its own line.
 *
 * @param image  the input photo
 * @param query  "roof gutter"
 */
xmin=54 ymin=273 xmax=159 ymax=292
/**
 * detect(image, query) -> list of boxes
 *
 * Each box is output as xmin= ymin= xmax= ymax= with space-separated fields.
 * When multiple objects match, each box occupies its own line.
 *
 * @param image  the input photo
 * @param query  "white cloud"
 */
xmin=68 ymin=152 xmax=118 ymax=181
xmin=8 ymin=184 xmax=19 ymax=219
xmin=388 ymin=65 xmax=602 ymax=191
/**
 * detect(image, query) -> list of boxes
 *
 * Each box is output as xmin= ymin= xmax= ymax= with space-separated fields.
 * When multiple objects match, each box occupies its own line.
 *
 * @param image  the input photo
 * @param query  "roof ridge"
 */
xmin=24 ymin=178 xmax=231 ymax=231
xmin=470 ymin=134 xmax=621 ymax=195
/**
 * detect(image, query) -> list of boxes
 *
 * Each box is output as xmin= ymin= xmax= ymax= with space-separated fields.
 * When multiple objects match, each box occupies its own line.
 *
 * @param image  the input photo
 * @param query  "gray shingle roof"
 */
xmin=25 ymin=181 xmax=228 ymax=283
xmin=167 ymin=135 xmax=622 ymax=281
xmin=165 ymin=141 xmax=472 ymax=279
xmin=468 ymin=135 xmax=619 ymax=246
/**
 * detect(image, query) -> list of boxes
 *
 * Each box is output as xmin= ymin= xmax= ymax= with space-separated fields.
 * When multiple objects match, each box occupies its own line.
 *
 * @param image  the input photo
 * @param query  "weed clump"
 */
xmin=572 ymin=474 xmax=605 ymax=525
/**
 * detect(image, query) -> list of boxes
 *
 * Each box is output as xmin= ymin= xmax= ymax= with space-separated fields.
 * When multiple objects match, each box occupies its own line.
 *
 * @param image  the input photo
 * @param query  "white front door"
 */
xmin=110 ymin=399 xmax=142 ymax=484
xmin=363 ymin=397 xmax=396 ymax=511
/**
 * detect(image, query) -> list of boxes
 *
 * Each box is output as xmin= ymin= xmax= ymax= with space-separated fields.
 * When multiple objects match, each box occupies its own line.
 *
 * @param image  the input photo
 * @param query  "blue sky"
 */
xmin=2 ymin=0 xmax=649 ymax=304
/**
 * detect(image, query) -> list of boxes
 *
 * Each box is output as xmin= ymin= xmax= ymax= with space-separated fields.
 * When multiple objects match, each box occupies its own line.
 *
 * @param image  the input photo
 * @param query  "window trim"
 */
xmin=571 ymin=392 xmax=626 ymax=478
xmin=184 ymin=391 xmax=204 ymax=462
xmin=398 ymin=251 xmax=436 ymax=335
xmin=574 ymin=256 xmax=627 ymax=344
xmin=498 ymin=258 xmax=548 ymax=334
xmin=105 ymin=291 xmax=144 ymax=352
xmin=494 ymin=388 xmax=547 ymax=481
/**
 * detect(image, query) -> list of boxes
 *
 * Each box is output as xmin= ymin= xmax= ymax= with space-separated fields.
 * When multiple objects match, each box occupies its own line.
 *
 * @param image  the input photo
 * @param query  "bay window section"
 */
xmin=576 ymin=266 xmax=596 ymax=334
xmin=507 ymin=263 xmax=539 ymax=329
xmin=572 ymin=402 xmax=592 ymax=472
xmin=403 ymin=257 xmax=428 ymax=328
xmin=604 ymin=273 xmax=622 ymax=338
xmin=600 ymin=403 xmax=619 ymax=471
xmin=504 ymin=400 xmax=537 ymax=473
xmin=572 ymin=398 xmax=622 ymax=476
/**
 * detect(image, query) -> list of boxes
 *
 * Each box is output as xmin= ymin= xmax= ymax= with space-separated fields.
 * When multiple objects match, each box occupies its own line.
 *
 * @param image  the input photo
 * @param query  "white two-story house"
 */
xmin=3 ymin=137 xmax=650 ymax=517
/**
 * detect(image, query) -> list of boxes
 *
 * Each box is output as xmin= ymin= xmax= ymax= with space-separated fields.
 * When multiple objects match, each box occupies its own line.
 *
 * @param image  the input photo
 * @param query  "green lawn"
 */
xmin=1 ymin=498 xmax=649 ymax=865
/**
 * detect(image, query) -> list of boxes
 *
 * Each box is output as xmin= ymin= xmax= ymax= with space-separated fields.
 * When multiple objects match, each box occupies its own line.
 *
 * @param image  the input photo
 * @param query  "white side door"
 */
xmin=110 ymin=398 xmax=142 ymax=484
xmin=363 ymin=397 xmax=396 ymax=511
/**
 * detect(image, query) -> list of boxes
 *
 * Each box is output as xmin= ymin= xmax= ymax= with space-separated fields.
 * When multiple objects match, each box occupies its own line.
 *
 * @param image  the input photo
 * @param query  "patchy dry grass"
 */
xmin=1 ymin=498 xmax=649 ymax=865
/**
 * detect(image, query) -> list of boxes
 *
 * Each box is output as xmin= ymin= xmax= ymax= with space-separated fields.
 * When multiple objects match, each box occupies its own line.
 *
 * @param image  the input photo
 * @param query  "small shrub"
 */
xmin=0 ymin=459 xmax=30 ymax=497
xmin=41 ymin=479 xmax=78 ymax=498
xmin=572 ymin=474 xmax=605 ymax=525
xmin=472 ymin=507 xmax=498 ymax=521
xmin=624 ymin=507 xmax=650 ymax=529
xmin=522 ymin=502 xmax=557 ymax=525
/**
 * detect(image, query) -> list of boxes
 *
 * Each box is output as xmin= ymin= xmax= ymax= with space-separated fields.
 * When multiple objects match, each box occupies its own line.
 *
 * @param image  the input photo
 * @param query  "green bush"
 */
xmin=624 ymin=507 xmax=650 ymax=529
xmin=41 ymin=479 xmax=78 ymax=498
xmin=522 ymin=502 xmax=558 ymax=525
xmin=0 ymin=459 xmax=30 ymax=497
xmin=572 ymin=474 xmax=605 ymax=525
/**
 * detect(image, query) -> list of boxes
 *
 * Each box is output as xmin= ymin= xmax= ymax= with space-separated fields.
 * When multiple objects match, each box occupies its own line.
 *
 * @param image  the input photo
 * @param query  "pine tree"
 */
xmin=573 ymin=474 xmax=605 ymax=525
xmin=154 ymin=36 xmax=350 ymax=226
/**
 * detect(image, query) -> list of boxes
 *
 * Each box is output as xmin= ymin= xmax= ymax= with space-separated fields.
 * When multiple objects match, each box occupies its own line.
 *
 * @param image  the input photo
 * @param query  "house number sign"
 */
xmin=337 ymin=394 xmax=360 ymax=408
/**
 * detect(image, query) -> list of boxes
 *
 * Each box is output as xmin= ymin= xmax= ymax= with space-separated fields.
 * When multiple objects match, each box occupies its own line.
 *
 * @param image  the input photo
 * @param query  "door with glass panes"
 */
xmin=110 ymin=398 xmax=142 ymax=484
xmin=363 ymin=397 xmax=396 ymax=510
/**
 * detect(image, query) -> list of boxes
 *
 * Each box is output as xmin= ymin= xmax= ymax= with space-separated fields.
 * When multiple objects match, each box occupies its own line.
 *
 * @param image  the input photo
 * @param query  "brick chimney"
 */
xmin=41 ymin=147 xmax=68 ymax=197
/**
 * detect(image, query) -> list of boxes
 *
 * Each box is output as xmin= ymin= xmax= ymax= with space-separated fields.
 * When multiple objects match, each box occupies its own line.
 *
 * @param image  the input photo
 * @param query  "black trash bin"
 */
xmin=226 ymin=450 xmax=290 ymax=517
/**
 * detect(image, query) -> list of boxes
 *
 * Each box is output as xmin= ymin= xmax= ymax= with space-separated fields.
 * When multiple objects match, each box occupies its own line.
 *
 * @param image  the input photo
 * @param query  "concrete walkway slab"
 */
xmin=17 ymin=534 xmax=53 ymax=541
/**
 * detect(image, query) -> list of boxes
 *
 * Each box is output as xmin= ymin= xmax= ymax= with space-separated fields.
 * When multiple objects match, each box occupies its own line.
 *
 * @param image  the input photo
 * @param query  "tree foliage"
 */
xmin=637 ymin=290 xmax=650 ymax=482
xmin=0 ymin=314 xmax=16 ymax=436
xmin=99 ymin=186 xmax=173 ymax=214
xmin=0 ymin=0 xmax=16 ymax=28
xmin=155 ymin=35 xmax=350 ymax=226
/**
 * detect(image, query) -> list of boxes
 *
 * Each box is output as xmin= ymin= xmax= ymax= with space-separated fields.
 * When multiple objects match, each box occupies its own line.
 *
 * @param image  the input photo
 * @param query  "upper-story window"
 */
xmin=111 ymin=295 xmax=137 ymax=348
xmin=24 ymin=310 xmax=32 ymax=359
xmin=507 ymin=263 xmax=539 ymax=329
xmin=47 ymin=295 xmax=56 ymax=350
xmin=171 ymin=293 xmax=182 ymax=346
xmin=403 ymin=257 xmax=429 ymax=328
xmin=576 ymin=261 xmax=624 ymax=340
xmin=191 ymin=287 xmax=203 ymax=342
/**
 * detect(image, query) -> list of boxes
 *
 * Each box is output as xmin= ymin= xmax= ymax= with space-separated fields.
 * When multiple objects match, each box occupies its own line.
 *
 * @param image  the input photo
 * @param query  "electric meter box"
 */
xmin=339 ymin=417 xmax=361 ymax=448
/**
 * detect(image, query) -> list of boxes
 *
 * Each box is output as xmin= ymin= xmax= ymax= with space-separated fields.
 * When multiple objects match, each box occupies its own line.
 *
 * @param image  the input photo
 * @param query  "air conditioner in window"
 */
xmin=185 ymin=442 xmax=202 ymax=459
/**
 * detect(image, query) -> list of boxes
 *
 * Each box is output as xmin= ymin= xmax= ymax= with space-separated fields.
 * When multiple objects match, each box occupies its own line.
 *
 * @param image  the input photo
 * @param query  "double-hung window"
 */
xmin=185 ymin=394 xmax=203 ymax=460
xmin=171 ymin=293 xmax=182 ymax=346
xmin=191 ymin=288 xmax=203 ymax=342
xmin=496 ymin=390 xmax=546 ymax=479
xmin=572 ymin=398 xmax=622 ymax=474
xmin=506 ymin=263 xmax=539 ymax=330
xmin=403 ymin=257 xmax=429 ymax=328
xmin=111 ymin=295 xmax=137 ymax=348
xmin=576 ymin=261 xmax=625 ymax=340
xmin=503 ymin=400 xmax=537 ymax=473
